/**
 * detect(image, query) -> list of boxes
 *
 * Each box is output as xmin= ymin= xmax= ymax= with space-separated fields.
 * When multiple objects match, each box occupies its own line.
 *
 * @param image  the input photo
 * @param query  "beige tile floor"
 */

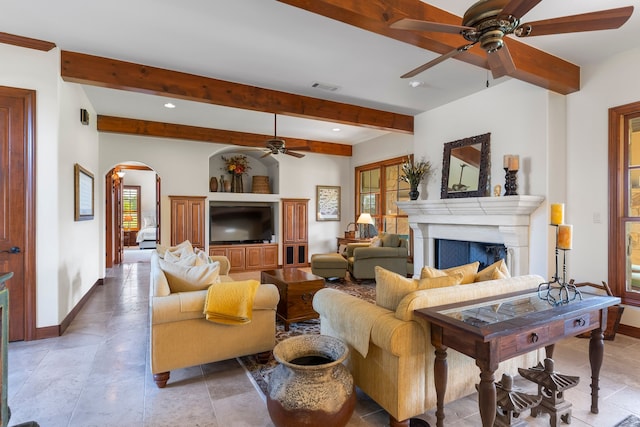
xmin=7 ymin=249 xmax=640 ymax=426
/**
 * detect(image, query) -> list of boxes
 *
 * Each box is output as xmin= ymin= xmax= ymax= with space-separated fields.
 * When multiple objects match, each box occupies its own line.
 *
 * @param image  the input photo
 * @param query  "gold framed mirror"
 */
xmin=441 ymin=133 xmax=490 ymax=199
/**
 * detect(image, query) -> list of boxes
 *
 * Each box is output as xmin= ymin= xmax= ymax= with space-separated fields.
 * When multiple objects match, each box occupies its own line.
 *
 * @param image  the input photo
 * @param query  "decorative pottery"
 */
xmin=232 ymin=174 xmax=243 ymax=193
xmin=223 ymin=178 xmax=231 ymax=193
xmin=209 ymin=177 xmax=218 ymax=192
xmin=409 ymin=187 xmax=420 ymax=200
xmin=267 ymin=335 xmax=356 ymax=427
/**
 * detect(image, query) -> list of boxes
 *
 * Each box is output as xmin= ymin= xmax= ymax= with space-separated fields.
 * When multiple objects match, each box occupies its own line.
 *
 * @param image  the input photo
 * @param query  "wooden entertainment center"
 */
xmin=209 ymin=243 xmax=278 ymax=273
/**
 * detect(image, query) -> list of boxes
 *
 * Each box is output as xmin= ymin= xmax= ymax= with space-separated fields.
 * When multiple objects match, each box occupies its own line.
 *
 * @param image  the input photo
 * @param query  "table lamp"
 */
xmin=357 ymin=213 xmax=374 ymax=239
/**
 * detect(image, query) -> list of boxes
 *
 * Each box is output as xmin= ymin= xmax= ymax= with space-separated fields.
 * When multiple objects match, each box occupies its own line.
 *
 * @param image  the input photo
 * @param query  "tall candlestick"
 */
xmin=550 ymin=203 xmax=564 ymax=225
xmin=508 ymin=155 xmax=519 ymax=171
xmin=557 ymin=224 xmax=573 ymax=250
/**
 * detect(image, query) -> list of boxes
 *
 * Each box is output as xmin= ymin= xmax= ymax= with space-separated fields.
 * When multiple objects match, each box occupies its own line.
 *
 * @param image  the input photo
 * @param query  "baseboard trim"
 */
xmin=618 ymin=324 xmax=640 ymax=339
xmin=33 ymin=278 xmax=103 ymax=340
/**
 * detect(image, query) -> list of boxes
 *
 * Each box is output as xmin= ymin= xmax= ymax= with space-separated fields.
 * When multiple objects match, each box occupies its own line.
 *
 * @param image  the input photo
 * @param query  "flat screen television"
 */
xmin=210 ymin=204 xmax=273 ymax=244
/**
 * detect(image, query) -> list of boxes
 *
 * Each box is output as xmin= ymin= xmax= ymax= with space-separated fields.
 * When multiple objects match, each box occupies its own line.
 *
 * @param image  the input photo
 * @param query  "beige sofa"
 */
xmin=313 ymin=268 xmax=544 ymax=427
xmin=149 ymin=249 xmax=280 ymax=388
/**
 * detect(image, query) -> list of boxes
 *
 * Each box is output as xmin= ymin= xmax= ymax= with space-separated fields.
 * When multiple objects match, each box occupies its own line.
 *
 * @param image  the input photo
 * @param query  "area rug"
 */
xmin=238 ymin=277 xmax=376 ymax=396
xmin=615 ymin=415 xmax=640 ymax=427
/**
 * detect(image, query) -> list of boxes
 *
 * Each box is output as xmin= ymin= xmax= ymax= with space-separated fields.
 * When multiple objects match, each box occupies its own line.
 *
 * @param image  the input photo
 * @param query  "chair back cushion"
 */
xmin=379 ymin=233 xmax=401 ymax=248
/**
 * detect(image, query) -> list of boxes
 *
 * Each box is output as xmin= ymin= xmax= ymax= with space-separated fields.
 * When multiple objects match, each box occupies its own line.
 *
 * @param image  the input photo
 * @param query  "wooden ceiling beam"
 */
xmin=277 ymin=0 xmax=580 ymax=94
xmin=62 ymin=50 xmax=413 ymax=134
xmin=0 ymin=32 xmax=56 ymax=51
xmin=97 ymin=115 xmax=353 ymax=157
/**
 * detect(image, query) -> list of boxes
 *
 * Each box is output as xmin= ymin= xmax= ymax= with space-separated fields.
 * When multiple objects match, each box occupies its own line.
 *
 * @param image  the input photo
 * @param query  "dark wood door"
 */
xmin=0 ymin=87 xmax=36 ymax=341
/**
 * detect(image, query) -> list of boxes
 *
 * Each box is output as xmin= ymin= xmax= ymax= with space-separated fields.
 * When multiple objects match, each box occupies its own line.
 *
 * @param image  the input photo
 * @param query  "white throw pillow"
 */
xmin=159 ymin=259 xmax=220 ymax=293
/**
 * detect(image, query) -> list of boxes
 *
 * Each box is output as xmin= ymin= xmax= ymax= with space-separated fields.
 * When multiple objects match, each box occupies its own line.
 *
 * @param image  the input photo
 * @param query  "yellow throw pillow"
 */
xmin=417 ymin=272 xmax=464 ymax=290
xmin=420 ymin=261 xmax=480 ymax=284
xmin=475 ymin=259 xmax=511 ymax=282
xmin=159 ymin=258 xmax=220 ymax=293
xmin=375 ymin=266 xmax=418 ymax=311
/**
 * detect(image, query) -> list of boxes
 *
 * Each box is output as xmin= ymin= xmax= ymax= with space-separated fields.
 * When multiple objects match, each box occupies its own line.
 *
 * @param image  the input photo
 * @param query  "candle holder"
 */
xmin=504 ymin=168 xmax=518 ymax=196
xmin=538 ymin=224 xmax=582 ymax=306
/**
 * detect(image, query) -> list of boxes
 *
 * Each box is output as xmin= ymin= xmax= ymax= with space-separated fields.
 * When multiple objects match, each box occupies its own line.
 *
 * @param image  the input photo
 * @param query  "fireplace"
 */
xmin=435 ymin=239 xmax=507 ymax=270
xmin=397 ymin=196 xmax=544 ymax=277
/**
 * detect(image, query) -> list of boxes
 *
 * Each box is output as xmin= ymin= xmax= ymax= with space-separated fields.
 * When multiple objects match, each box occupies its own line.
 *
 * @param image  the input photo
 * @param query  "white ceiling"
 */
xmin=1 ymin=0 xmax=638 ymax=146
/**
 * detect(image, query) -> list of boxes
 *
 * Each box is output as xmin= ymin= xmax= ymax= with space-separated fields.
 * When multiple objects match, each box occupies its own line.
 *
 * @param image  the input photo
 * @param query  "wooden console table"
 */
xmin=415 ymin=289 xmax=620 ymax=427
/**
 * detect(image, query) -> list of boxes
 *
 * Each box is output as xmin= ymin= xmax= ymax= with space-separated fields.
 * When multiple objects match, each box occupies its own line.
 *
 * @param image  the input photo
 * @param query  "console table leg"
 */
xmin=589 ymin=327 xmax=604 ymax=414
xmin=434 ymin=346 xmax=448 ymax=427
xmin=477 ymin=367 xmax=497 ymax=427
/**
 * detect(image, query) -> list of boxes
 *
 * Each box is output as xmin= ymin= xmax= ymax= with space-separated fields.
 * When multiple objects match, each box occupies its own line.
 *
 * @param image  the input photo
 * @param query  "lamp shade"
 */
xmin=357 ymin=213 xmax=374 ymax=225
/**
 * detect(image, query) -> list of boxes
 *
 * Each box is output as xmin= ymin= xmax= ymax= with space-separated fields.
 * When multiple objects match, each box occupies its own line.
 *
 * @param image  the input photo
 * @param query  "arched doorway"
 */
xmin=105 ymin=163 xmax=161 ymax=267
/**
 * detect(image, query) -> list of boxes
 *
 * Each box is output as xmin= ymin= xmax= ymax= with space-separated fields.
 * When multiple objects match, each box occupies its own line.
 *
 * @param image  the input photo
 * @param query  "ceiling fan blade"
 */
xmin=284 ymin=150 xmax=305 ymax=158
xmin=500 ymin=0 xmax=543 ymax=20
xmin=390 ymin=18 xmax=474 ymax=34
xmin=515 ymin=6 xmax=634 ymax=38
xmin=487 ymin=44 xmax=516 ymax=79
xmin=260 ymin=150 xmax=273 ymax=158
xmin=401 ymin=42 xmax=476 ymax=79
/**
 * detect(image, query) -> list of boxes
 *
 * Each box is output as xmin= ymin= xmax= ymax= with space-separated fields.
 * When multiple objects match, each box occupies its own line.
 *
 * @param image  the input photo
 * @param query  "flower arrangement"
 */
xmin=400 ymin=157 xmax=433 ymax=188
xmin=221 ymin=155 xmax=251 ymax=175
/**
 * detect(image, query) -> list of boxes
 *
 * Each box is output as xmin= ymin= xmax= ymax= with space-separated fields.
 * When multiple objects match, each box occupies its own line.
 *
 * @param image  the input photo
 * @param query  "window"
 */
xmin=123 ymin=185 xmax=141 ymax=230
xmin=609 ymin=102 xmax=640 ymax=306
xmin=355 ymin=156 xmax=411 ymax=250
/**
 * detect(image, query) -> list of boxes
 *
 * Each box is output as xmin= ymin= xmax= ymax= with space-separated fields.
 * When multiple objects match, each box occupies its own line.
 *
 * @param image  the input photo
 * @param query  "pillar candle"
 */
xmin=550 ymin=203 xmax=564 ymax=225
xmin=503 ymin=154 xmax=511 ymax=169
xmin=557 ymin=224 xmax=573 ymax=250
xmin=508 ymin=155 xmax=519 ymax=171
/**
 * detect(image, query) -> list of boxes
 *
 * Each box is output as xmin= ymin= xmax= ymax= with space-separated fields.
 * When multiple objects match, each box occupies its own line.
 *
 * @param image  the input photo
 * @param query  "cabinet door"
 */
xmin=294 ymin=202 xmax=308 ymax=243
xmin=283 ymin=202 xmax=297 ymax=244
xmin=209 ymin=248 xmax=227 ymax=257
xmin=263 ymin=245 xmax=278 ymax=269
xmin=226 ymin=247 xmax=245 ymax=271
xmin=170 ymin=199 xmax=189 ymax=246
xmin=189 ymin=199 xmax=205 ymax=249
xmin=245 ymin=246 xmax=263 ymax=270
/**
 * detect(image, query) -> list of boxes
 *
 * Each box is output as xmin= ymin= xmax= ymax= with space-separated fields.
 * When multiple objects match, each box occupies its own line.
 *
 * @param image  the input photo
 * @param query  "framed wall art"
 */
xmin=316 ymin=185 xmax=341 ymax=221
xmin=74 ymin=163 xmax=94 ymax=221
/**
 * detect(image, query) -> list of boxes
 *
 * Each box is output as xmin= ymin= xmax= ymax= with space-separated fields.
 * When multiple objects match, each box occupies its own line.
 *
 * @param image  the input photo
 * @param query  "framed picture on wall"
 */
xmin=316 ymin=185 xmax=340 ymax=221
xmin=74 ymin=163 xmax=94 ymax=221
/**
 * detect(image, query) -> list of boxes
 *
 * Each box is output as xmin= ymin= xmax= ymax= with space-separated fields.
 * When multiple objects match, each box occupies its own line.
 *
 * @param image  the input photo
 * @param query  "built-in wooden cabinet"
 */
xmin=209 ymin=243 xmax=278 ymax=272
xmin=169 ymin=196 xmax=206 ymax=250
xmin=282 ymin=198 xmax=309 ymax=268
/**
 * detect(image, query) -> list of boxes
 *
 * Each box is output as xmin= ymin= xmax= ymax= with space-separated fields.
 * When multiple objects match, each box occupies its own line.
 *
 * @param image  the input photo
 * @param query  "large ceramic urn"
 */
xmin=267 ymin=335 xmax=356 ymax=427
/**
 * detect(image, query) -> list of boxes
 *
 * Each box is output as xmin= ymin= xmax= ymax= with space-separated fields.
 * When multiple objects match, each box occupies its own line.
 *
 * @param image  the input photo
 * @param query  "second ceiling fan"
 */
xmin=391 ymin=0 xmax=634 ymax=79
xmin=262 ymin=114 xmax=308 ymax=158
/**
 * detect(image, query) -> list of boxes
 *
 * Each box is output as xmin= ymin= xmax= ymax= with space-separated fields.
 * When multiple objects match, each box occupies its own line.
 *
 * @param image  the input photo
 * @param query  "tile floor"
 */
xmin=7 ymin=250 xmax=640 ymax=426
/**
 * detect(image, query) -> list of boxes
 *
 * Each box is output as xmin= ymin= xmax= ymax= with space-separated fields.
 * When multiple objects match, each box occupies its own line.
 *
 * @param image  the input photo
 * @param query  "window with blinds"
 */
xmin=123 ymin=185 xmax=141 ymax=230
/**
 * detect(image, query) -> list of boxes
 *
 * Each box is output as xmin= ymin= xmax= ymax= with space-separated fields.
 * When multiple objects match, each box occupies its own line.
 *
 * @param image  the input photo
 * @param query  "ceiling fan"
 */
xmin=261 ymin=114 xmax=307 ymax=158
xmin=390 ymin=0 xmax=634 ymax=79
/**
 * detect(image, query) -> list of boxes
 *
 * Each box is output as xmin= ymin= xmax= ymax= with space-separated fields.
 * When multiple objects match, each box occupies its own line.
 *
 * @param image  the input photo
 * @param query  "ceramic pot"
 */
xmin=267 ymin=335 xmax=355 ymax=427
xmin=223 ymin=179 xmax=231 ymax=193
xmin=409 ymin=188 xmax=420 ymax=200
xmin=209 ymin=177 xmax=218 ymax=192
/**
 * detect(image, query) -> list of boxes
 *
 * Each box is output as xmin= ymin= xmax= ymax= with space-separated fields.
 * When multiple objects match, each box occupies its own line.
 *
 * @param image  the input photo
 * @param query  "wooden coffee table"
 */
xmin=415 ymin=289 xmax=620 ymax=427
xmin=261 ymin=268 xmax=325 ymax=331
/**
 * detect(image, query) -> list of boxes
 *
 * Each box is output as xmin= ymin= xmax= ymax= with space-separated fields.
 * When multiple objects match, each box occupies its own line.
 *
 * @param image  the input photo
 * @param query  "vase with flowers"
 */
xmin=221 ymin=155 xmax=251 ymax=193
xmin=400 ymin=157 xmax=433 ymax=200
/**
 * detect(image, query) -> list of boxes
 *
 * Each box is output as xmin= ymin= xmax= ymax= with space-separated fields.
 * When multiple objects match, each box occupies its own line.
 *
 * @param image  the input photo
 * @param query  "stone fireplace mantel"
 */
xmin=397 ymin=195 xmax=544 ymax=277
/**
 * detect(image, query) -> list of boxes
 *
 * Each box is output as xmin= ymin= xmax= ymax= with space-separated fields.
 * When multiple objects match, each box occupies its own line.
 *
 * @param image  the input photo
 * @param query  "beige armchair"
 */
xmin=346 ymin=233 xmax=409 ymax=280
xmin=149 ymin=250 xmax=280 ymax=388
xmin=313 ymin=267 xmax=544 ymax=427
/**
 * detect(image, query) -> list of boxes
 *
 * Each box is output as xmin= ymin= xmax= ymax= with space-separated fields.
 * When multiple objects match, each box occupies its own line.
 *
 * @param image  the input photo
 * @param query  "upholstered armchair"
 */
xmin=346 ymin=232 xmax=409 ymax=280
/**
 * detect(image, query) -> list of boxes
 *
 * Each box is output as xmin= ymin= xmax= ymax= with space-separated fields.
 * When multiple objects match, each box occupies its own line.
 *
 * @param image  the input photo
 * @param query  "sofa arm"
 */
xmin=346 ymin=243 xmax=370 ymax=257
xmin=314 ymin=288 xmax=420 ymax=357
xmin=353 ymin=246 xmax=408 ymax=260
xmin=254 ymin=284 xmax=280 ymax=310
xmin=209 ymin=256 xmax=231 ymax=275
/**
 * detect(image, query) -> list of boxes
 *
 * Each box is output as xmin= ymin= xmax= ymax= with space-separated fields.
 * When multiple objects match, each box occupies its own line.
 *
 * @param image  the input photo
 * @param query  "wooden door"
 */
xmin=170 ymin=198 xmax=189 ymax=245
xmin=0 ymin=87 xmax=36 ymax=341
xmin=189 ymin=199 xmax=205 ymax=249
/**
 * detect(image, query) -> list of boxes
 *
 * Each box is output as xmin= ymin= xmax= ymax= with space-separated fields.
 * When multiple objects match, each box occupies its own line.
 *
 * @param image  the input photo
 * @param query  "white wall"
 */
xmin=1 ymin=44 xmax=101 ymax=326
xmin=566 ymin=47 xmax=640 ymax=327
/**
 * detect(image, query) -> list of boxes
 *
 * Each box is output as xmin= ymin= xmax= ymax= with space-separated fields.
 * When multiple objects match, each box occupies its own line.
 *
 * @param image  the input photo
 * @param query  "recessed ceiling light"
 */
xmin=409 ymin=81 xmax=425 ymax=88
xmin=332 ymin=128 xmax=341 ymax=132
xmin=164 ymin=102 xmax=176 ymax=109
